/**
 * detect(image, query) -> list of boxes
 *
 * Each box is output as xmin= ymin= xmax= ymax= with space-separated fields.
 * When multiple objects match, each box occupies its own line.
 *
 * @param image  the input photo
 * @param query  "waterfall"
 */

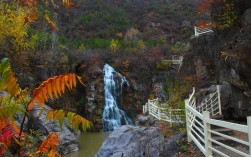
xmin=102 ymin=64 xmax=132 ymax=131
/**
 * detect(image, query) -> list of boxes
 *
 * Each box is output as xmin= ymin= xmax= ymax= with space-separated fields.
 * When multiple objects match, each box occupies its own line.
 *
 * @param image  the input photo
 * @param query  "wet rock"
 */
xmin=135 ymin=115 xmax=156 ymax=126
xmin=96 ymin=125 xmax=183 ymax=157
xmin=28 ymin=105 xmax=79 ymax=155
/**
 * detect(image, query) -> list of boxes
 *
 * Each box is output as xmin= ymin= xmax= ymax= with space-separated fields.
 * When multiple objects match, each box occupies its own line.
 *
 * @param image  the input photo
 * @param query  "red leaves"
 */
xmin=0 ymin=123 xmax=19 ymax=155
xmin=196 ymin=0 xmax=214 ymax=13
xmin=195 ymin=20 xmax=212 ymax=28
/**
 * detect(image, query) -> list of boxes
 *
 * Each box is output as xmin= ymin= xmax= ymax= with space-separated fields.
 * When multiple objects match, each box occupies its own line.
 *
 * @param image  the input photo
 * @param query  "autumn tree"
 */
xmin=196 ymin=0 xmax=238 ymax=30
xmin=0 ymin=2 xmax=32 ymax=52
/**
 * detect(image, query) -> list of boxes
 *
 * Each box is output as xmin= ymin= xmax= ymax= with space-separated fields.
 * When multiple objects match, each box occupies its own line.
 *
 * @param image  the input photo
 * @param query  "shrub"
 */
xmin=156 ymin=60 xmax=172 ymax=70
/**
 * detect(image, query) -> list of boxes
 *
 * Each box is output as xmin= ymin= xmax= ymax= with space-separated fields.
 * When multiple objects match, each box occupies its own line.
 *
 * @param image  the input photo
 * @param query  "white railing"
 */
xmin=197 ymin=85 xmax=222 ymax=116
xmin=162 ymin=55 xmax=183 ymax=65
xmin=171 ymin=55 xmax=183 ymax=65
xmin=185 ymin=87 xmax=251 ymax=157
xmin=194 ymin=26 xmax=213 ymax=37
xmin=143 ymin=98 xmax=184 ymax=125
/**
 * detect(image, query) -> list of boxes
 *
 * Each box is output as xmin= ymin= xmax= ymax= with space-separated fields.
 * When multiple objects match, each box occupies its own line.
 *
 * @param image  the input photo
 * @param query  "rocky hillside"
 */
xmin=2 ymin=0 xmax=251 ymax=131
xmin=180 ymin=1 xmax=251 ymax=120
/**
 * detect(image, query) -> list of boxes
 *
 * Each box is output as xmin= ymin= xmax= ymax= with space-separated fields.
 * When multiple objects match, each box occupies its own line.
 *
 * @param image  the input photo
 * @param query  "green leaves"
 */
xmin=0 ymin=58 xmax=20 ymax=97
xmin=44 ymin=110 xmax=92 ymax=131
xmin=0 ymin=105 xmax=25 ymax=119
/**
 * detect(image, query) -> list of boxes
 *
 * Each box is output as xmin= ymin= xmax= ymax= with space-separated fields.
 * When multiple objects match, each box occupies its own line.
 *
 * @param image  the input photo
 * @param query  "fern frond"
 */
xmin=36 ymin=132 xmax=60 ymax=156
xmin=67 ymin=112 xmax=92 ymax=132
xmin=44 ymin=110 xmax=92 ymax=131
xmin=29 ymin=73 xmax=84 ymax=110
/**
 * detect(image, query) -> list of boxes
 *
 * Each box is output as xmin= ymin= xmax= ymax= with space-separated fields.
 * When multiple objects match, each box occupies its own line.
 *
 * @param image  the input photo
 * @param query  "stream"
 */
xmin=65 ymin=132 xmax=110 ymax=157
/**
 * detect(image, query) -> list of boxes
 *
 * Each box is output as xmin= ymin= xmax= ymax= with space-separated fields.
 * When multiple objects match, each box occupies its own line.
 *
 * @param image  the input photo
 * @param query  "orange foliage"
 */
xmin=28 ymin=73 xmax=84 ymax=110
xmin=19 ymin=0 xmax=39 ymax=7
xmin=196 ymin=0 xmax=214 ymax=13
xmin=37 ymin=132 xmax=61 ymax=156
xmin=61 ymin=0 xmax=74 ymax=9
xmin=25 ymin=7 xmax=38 ymax=23
xmin=195 ymin=20 xmax=212 ymax=28
xmin=44 ymin=14 xmax=58 ymax=30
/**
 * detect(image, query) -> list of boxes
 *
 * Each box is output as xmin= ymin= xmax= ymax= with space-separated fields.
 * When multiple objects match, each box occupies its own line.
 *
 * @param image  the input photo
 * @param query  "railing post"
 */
xmin=170 ymin=109 xmax=172 ymax=126
xmin=217 ymin=85 xmax=222 ymax=115
xmin=158 ymin=108 xmax=161 ymax=120
xmin=185 ymin=99 xmax=191 ymax=142
xmin=247 ymin=116 xmax=251 ymax=156
xmin=209 ymin=93 xmax=212 ymax=113
xmin=194 ymin=26 xmax=198 ymax=37
xmin=203 ymin=111 xmax=212 ymax=157
xmin=149 ymin=101 xmax=151 ymax=115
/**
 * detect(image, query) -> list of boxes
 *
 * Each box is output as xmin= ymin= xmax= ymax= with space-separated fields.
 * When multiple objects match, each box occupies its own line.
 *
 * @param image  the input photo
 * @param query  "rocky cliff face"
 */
xmin=76 ymin=62 xmax=104 ymax=131
xmin=182 ymin=7 xmax=251 ymax=119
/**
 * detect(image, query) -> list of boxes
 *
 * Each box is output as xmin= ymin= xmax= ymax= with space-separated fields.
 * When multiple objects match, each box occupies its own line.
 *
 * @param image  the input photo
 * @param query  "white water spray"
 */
xmin=102 ymin=64 xmax=132 ymax=131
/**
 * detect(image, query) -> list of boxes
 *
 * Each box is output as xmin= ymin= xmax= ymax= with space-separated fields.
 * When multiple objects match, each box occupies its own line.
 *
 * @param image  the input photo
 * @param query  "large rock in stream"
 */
xmin=96 ymin=125 xmax=183 ymax=157
xmin=28 ymin=105 xmax=79 ymax=155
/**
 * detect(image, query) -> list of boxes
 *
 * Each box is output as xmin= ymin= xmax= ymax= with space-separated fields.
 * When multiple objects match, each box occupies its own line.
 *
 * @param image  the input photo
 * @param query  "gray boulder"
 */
xmin=242 ymin=8 xmax=251 ymax=27
xmin=28 ymin=105 xmax=79 ymax=155
xmin=135 ymin=115 xmax=156 ymax=126
xmin=96 ymin=125 xmax=183 ymax=157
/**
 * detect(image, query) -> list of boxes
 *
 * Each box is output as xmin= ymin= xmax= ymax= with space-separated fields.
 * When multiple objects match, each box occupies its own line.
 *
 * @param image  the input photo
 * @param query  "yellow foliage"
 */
xmin=116 ymin=32 xmax=123 ymax=39
xmin=137 ymin=40 xmax=146 ymax=50
xmin=109 ymin=39 xmax=119 ymax=52
xmin=214 ymin=2 xmax=237 ymax=30
xmin=156 ymin=60 xmax=172 ymax=70
xmin=220 ymin=51 xmax=239 ymax=61
xmin=0 ymin=2 xmax=32 ymax=52
xmin=0 ymin=58 xmax=21 ymax=97
xmin=123 ymin=60 xmax=129 ymax=69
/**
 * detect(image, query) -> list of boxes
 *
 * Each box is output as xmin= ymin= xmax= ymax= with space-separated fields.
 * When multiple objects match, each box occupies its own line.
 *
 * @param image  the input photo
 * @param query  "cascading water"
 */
xmin=102 ymin=64 xmax=132 ymax=131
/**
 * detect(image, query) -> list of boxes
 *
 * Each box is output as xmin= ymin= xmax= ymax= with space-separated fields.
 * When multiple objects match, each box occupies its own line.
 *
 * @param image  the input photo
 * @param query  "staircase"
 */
xmin=196 ymin=85 xmax=222 ymax=117
xmin=194 ymin=26 xmax=213 ymax=37
xmin=185 ymin=86 xmax=251 ymax=157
